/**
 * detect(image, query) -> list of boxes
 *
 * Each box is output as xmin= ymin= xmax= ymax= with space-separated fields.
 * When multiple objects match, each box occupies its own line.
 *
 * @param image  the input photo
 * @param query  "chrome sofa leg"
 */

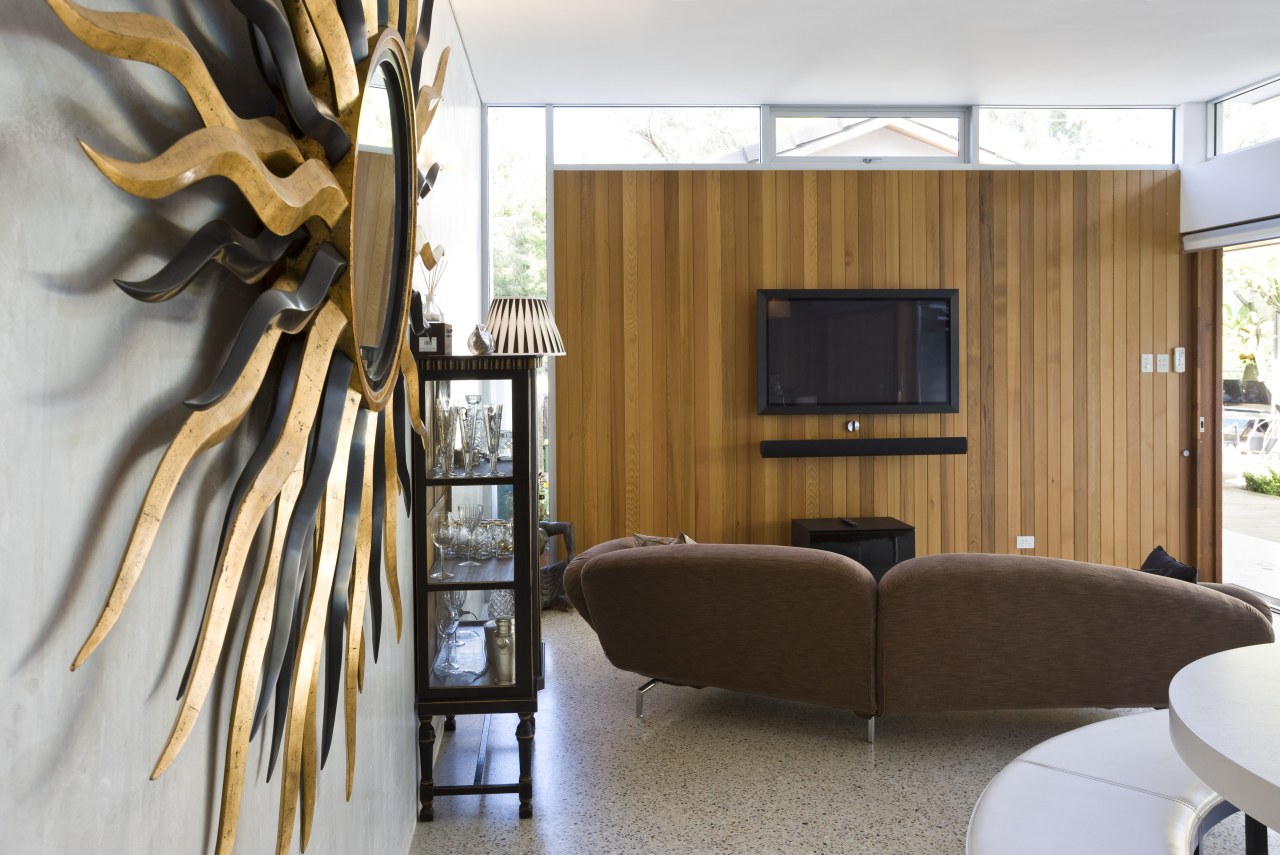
xmin=636 ymin=679 xmax=659 ymax=718
xmin=866 ymin=716 xmax=876 ymax=743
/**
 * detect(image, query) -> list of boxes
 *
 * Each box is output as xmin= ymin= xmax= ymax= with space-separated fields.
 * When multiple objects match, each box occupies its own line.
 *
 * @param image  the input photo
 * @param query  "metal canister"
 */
xmin=484 ymin=617 xmax=515 ymax=685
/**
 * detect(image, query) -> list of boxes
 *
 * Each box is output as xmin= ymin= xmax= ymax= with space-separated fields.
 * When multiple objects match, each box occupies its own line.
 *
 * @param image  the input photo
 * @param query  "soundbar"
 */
xmin=759 ymin=437 xmax=969 ymax=459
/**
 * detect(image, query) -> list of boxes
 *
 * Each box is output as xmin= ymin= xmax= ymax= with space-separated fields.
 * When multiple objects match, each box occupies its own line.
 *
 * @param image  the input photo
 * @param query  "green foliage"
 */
xmin=492 ymin=205 xmax=547 ymax=298
xmin=1243 ymin=468 xmax=1280 ymax=496
xmin=1223 ymin=245 xmax=1280 ymax=381
xmin=627 ymin=108 xmax=758 ymax=163
xmin=488 ymin=108 xmax=549 ymax=299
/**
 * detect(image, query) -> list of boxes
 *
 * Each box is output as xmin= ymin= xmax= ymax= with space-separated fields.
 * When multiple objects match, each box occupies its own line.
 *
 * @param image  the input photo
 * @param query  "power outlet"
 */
xmin=1140 ymin=354 xmax=1154 ymax=373
xmin=1016 ymin=535 xmax=1035 ymax=549
xmin=1156 ymin=353 xmax=1170 ymax=373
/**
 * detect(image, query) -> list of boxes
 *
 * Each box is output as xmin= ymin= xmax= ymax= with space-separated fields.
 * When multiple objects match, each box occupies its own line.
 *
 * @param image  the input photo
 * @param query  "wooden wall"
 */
xmin=353 ymin=149 xmax=396 ymax=346
xmin=553 ymin=170 xmax=1193 ymax=567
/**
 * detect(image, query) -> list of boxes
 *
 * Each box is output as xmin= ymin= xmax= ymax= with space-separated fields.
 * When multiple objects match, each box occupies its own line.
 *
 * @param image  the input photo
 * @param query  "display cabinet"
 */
xmin=411 ymin=355 xmax=541 ymax=820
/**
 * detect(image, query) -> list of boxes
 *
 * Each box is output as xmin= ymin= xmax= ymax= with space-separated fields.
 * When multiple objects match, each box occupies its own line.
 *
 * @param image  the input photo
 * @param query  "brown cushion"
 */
xmin=631 ymin=531 xmax=697 ymax=547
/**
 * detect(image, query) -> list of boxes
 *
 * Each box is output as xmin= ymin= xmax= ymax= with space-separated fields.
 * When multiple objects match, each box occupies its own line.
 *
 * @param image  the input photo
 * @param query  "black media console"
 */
xmin=791 ymin=516 xmax=915 ymax=581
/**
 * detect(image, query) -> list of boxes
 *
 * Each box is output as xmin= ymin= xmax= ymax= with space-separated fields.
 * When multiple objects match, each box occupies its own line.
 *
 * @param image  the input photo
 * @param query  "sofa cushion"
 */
xmin=878 ymin=553 xmax=1275 ymax=714
xmin=578 ymin=543 xmax=879 ymax=715
xmin=1139 ymin=546 xmax=1198 ymax=583
xmin=632 ymin=531 xmax=697 ymax=547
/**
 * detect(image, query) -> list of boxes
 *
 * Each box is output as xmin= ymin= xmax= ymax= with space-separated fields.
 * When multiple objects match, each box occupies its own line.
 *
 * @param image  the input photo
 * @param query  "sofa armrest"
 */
xmin=879 ymin=553 xmax=1276 ymax=714
xmin=563 ymin=537 xmax=634 ymax=627
xmin=575 ymin=543 xmax=880 ymax=715
xmin=1199 ymin=582 xmax=1273 ymax=620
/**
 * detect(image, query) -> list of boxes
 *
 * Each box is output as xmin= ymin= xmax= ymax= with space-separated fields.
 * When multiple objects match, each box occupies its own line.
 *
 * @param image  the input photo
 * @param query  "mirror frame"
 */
xmin=344 ymin=27 xmax=416 ymax=408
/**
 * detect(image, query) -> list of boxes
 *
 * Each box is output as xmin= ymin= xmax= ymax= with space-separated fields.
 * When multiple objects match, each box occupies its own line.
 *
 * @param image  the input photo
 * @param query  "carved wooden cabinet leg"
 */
xmin=418 ymin=717 xmax=436 ymax=821
xmin=517 ymin=713 xmax=535 ymax=818
xmin=444 ymin=714 xmax=456 ymax=732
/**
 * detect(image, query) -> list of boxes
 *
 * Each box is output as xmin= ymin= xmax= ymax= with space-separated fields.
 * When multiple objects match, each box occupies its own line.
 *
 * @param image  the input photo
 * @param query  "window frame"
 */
xmin=763 ymin=106 xmax=972 ymax=166
xmin=974 ymin=105 xmax=1177 ymax=167
xmin=1212 ymin=76 xmax=1280 ymax=157
xmin=549 ymin=105 xmax=765 ymax=168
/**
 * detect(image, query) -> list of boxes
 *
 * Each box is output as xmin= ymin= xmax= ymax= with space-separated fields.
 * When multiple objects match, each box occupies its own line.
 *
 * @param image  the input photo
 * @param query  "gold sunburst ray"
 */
xmin=70 ymin=321 xmax=284 ymax=672
xmin=231 ymin=0 xmax=352 ymax=164
xmin=300 ymin=0 xmax=360 ymax=114
xmin=53 ymin=0 xmax=449 ymax=850
xmin=216 ymin=456 xmax=303 ymax=855
xmin=47 ymin=0 xmax=304 ymax=171
xmin=80 ymin=127 xmax=349 ymax=236
xmin=185 ymin=244 xmax=345 ymax=410
xmin=320 ymin=407 xmax=370 ymax=766
xmin=152 ymin=302 xmax=349 ymax=780
xmin=277 ymin=386 xmax=360 ymax=855
xmin=176 ymin=337 xmax=310 ymax=701
xmin=344 ymin=411 xmax=377 ymax=797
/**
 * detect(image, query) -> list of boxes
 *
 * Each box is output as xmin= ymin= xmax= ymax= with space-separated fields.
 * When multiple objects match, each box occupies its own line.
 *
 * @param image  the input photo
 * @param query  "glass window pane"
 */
xmin=553 ymin=107 xmax=760 ymax=164
xmin=978 ymin=108 xmax=1173 ymax=165
xmin=488 ymin=107 xmax=547 ymax=299
xmin=1217 ymin=78 xmax=1280 ymax=155
xmin=775 ymin=115 xmax=961 ymax=159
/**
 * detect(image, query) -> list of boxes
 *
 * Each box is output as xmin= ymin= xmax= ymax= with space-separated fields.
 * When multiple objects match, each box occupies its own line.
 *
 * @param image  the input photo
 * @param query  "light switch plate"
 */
xmin=1016 ymin=535 xmax=1034 ymax=549
xmin=1156 ymin=353 xmax=1170 ymax=373
xmin=1173 ymin=347 xmax=1186 ymax=373
xmin=1140 ymin=354 xmax=1154 ymax=373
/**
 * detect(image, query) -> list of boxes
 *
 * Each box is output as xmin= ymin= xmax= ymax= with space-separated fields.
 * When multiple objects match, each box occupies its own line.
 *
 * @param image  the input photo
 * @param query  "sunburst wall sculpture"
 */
xmin=48 ymin=1 xmax=449 ymax=852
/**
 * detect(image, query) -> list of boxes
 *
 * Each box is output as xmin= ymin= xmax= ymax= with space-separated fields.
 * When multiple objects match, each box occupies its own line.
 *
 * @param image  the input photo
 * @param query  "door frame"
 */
xmin=1187 ymin=248 xmax=1224 ymax=582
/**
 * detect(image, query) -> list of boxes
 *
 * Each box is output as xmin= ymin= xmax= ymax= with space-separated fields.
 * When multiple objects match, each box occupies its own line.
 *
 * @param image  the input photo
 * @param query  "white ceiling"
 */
xmin=449 ymin=0 xmax=1280 ymax=107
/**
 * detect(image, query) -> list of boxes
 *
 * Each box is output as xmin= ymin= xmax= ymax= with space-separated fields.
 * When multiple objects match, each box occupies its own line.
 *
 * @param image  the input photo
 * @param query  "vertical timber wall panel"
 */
xmin=554 ymin=169 xmax=1187 ymax=566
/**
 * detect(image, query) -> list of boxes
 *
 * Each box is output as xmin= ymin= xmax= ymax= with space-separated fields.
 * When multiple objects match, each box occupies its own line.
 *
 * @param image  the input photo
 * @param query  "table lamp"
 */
xmin=484 ymin=296 xmax=566 ymax=356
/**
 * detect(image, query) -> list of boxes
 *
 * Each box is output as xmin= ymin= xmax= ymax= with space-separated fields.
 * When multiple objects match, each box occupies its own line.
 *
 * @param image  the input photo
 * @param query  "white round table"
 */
xmin=1169 ymin=642 xmax=1280 ymax=853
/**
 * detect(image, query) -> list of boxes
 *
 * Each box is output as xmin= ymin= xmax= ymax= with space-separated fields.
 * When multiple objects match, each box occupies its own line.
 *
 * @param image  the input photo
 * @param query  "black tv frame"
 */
xmin=756 ymin=288 xmax=961 ymax=416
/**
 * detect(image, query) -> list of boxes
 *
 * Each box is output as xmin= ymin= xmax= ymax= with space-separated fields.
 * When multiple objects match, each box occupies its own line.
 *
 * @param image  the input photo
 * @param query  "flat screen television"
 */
xmin=757 ymin=288 xmax=960 ymax=415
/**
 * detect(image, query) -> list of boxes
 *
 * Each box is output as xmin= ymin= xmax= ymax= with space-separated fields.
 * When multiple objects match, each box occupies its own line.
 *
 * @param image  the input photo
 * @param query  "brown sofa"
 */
xmin=564 ymin=539 xmax=1274 ymax=735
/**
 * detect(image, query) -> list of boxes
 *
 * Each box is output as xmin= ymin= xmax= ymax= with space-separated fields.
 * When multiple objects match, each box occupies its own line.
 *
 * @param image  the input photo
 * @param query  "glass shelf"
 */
xmin=424 ymin=556 xmax=516 ymax=588
xmin=432 ymin=621 xmax=491 ymax=687
xmin=422 ymin=458 xmax=515 ymax=485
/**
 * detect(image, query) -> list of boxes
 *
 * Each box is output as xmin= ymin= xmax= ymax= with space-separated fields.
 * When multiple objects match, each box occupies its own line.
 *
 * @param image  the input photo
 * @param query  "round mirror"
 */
xmin=350 ymin=36 xmax=414 ymax=398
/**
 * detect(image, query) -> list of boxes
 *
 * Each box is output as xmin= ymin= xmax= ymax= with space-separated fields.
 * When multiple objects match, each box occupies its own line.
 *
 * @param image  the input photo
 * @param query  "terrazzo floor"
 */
xmin=409 ymin=610 xmax=1278 ymax=855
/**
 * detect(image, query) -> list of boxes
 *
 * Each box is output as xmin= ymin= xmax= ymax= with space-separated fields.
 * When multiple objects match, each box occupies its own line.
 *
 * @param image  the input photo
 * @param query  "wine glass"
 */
xmin=473 ymin=520 xmax=494 ymax=560
xmin=428 ymin=510 xmax=455 ymax=580
xmin=433 ymin=397 xmax=454 ymax=476
xmin=454 ymin=503 xmax=483 ymax=566
xmin=433 ymin=593 xmax=461 ymax=675
xmin=496 ymin=519 xmax=514 ymax=558
xmin=453 ymin=406 xmax=476 ymax=477
xmin=485 ymin=404 xmax=503 ymax=475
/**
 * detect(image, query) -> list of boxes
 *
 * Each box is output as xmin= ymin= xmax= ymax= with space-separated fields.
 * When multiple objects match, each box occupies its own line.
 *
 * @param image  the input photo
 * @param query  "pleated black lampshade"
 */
xmin=484 ymin=297 xmax=566 ymax=356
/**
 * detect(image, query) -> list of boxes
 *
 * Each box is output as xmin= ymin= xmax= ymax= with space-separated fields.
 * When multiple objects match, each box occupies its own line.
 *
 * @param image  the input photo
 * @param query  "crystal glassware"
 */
xmin=452 ymin=405 xmax=472 ymax=476
xmin=485 ymin=404 xmax=503 ymax=475
xmin=433 ymin=593 xmax=461 ymax=675
xmin=465 ymin=395 xmax=484 ymax=449
xmin=454 ymin=503 xmax=483 ymax=566
xmin=473 ymin=520 xmax=495 ymax=560
xmin=488 ymin=588 xmax=515 ymax=620
xmin=496 ymin=519 xmax=514 ymax=558
xmin=428 ymin=510 xmax=455 ymax=580
xmin=434 ymin=590 xmax=480 ymax=676
xmin=433 ymin=397 xmax=454 ymax=476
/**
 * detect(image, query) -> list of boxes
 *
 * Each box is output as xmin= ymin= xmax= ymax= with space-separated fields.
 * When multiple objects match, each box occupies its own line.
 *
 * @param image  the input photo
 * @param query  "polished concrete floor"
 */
xmin=1223 ymin=453 xmax=1280 ymax=604
xmin=410 ymin=610 xmax=1276 ymax=855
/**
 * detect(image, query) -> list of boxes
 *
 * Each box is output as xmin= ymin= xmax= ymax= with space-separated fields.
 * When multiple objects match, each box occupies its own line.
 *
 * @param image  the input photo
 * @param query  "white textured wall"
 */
xmin=416 ymin=2 xmax=484 ymax=344
xmin=0 ymin=2 xmax=480 ymax=853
